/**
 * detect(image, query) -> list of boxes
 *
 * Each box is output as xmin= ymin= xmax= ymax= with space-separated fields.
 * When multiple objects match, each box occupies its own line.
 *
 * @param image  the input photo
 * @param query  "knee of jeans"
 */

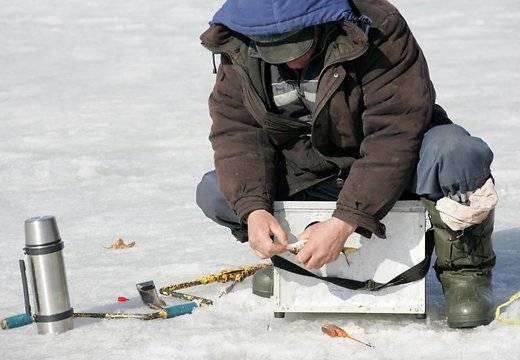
xmin=423 ymin=125 xmax=493 ymax=169
xmin=438 ymin=136 xmax=493 ymax=170
xmin=196 ymin=171 xmax=220 ymax=217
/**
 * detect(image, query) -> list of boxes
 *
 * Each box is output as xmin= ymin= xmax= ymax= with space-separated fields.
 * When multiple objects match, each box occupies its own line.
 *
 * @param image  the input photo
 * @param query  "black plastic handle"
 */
xmin=19 ymin=259 xmax=32 ymax=316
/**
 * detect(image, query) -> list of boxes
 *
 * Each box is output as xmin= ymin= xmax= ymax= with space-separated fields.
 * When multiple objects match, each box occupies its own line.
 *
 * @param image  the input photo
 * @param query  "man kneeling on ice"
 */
xmin=196 ymin=0 xmax=497 ymax=328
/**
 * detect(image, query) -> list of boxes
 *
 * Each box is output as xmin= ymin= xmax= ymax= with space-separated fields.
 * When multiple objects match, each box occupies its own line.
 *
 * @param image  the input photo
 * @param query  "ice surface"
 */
xmin=1 ymin=0 xmax=519 ymax=359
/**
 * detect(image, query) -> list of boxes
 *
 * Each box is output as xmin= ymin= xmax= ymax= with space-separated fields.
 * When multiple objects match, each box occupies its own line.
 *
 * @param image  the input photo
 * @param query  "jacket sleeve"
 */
xmin=332 ymin=13 xmax=433 ymax=238
xmin=208 ymin=55 xmax=277 ymax=221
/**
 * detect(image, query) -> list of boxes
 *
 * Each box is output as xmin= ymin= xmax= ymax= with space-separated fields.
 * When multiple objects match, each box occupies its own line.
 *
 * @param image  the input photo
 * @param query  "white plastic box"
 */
xmin=272 ymin=200 xmax=427 ymax=317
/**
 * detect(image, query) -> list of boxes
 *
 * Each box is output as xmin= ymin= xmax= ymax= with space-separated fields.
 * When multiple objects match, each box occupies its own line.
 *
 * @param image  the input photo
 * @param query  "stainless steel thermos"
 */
xmin=21 ymin=216 xmax=74 ymax=334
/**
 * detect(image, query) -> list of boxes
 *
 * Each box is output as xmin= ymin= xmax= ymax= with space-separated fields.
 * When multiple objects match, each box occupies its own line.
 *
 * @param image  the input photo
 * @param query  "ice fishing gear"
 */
xmin=3 ymin=301 xmax=201 ymax=330
xmin=21 ymin=216 xmax=74 ymax=335
xmin=76 ymin=292 xmax=200 ymax=321
xmin=271 ymin=234 xmax=434 ymax=292
xmin=161 ymin=289 xmax=213 ymax=306
xmin=75 ymin=302 xmax=200 ymax=321
xmin=217 ymin=281 xmax=237 ymax=298
xmin=137 ymin=279 xmax=212 ymax=309
xmin=321 ymin=324 xmax=374 ymax=348
xmin=1 ymin=314 xmax=34 ymax=330
xmin=159 ymin=263 xmax=270 ymax=301
xmin=495 ymin=291 xmax=520 ymax=325
xmin=136 ymin=280 xmax=201 ymax=318
xmin=5 ymin=246 xmax=267 ymax=330
xmin=73 ymin=311 xmax=163 ymax=321
xmin=160 ymin=263 xmax=270 ymax=291
xmin=136 ymin=281 xmax=167 ymax=309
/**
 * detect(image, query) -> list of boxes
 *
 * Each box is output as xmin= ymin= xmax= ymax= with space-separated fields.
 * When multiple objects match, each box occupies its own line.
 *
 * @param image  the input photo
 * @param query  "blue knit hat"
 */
xmin=211 ymin=0 xmax=358 ymax=36
xmin=211 ymin=0 xmax=359 ymax=63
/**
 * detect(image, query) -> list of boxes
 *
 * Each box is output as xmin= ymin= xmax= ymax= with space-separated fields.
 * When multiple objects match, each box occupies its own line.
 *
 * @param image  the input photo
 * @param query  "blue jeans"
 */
xmin=196 ymin=124 xmax=493 ymax=241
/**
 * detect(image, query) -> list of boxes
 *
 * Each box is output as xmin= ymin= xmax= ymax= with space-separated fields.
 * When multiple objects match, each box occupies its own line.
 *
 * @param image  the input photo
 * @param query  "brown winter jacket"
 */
xmin=200 ymin=0 xmax=451 ymax=238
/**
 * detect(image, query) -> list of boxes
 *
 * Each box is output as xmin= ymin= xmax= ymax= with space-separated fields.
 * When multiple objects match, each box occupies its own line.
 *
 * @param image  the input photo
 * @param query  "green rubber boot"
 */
xmin=422 ymin=198 xmax=496 ymax=328
xmin=252 ymin=265 xmax=273 ymax=298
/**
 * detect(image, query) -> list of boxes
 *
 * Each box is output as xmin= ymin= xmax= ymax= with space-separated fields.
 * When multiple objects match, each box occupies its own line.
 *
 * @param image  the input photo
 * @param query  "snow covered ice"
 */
xmin=1 ymin=0 xmax=519 ymax=359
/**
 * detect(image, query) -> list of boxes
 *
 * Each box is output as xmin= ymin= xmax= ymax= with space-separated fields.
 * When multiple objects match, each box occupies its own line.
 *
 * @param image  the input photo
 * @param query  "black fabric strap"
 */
xmin=24 ymin=241 xmax=64 ymax=256
xmin=271 ymin=230 xmax=434 ymax=291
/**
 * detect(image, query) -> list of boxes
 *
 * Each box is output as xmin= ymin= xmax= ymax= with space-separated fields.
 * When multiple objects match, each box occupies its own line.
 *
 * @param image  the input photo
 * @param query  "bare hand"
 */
xmin=295 ymin=217 xmax=356 ymax=269
xmin=247 ymin=209 xmax=288 ymax=259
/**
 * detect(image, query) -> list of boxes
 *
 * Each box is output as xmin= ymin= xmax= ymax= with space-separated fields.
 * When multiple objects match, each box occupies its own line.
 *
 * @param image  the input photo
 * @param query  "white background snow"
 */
xmin=1 ymin=0 xmax=519 ymax=359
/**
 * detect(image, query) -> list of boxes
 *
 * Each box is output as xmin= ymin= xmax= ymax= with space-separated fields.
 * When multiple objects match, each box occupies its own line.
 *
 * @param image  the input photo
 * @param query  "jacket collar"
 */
xmin=200 ymin=20 xmax=369 ymax=71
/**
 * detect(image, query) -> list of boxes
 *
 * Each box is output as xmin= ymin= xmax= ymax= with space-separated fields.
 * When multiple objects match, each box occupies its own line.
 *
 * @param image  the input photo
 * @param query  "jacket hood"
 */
xmin=211 ymin=0 xmax=360 ymax=36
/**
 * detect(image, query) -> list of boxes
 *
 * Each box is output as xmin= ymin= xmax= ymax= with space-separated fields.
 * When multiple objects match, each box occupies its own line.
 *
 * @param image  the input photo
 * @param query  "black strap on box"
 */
xmin=271 ymin=230 xmax=434 ymax=291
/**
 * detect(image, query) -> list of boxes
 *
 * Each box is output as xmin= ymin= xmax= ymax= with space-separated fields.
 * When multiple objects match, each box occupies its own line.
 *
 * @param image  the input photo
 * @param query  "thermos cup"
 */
xmin=21 ymin=216 xmax=73 ymax=334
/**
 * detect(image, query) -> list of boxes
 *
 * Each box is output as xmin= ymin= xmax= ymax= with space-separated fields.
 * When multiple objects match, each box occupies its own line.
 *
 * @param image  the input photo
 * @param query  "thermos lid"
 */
xmin=24 ymin=216 xmax=61 ymax=247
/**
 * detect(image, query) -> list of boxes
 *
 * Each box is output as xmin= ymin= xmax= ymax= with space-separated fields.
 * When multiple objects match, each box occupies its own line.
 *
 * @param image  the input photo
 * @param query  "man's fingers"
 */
xmin=269 ymin=242 xmax=287 ymax=256
xmin=296 ymin=246 xmax=312 ymax=264
xmin=251 ymin=235 xmax=287 ymax=259
xmin=305 ymin=253 xmax=327 ymax=269
xmin=306 ymin=259 xmax=323 ymax=269
xmin=300 ymin=246 xmax=328 ymax=269
xmin=255 ymin=242 xmax=286 ymax=259
xmin=249 ymin=232 xmax=274 ymax=257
